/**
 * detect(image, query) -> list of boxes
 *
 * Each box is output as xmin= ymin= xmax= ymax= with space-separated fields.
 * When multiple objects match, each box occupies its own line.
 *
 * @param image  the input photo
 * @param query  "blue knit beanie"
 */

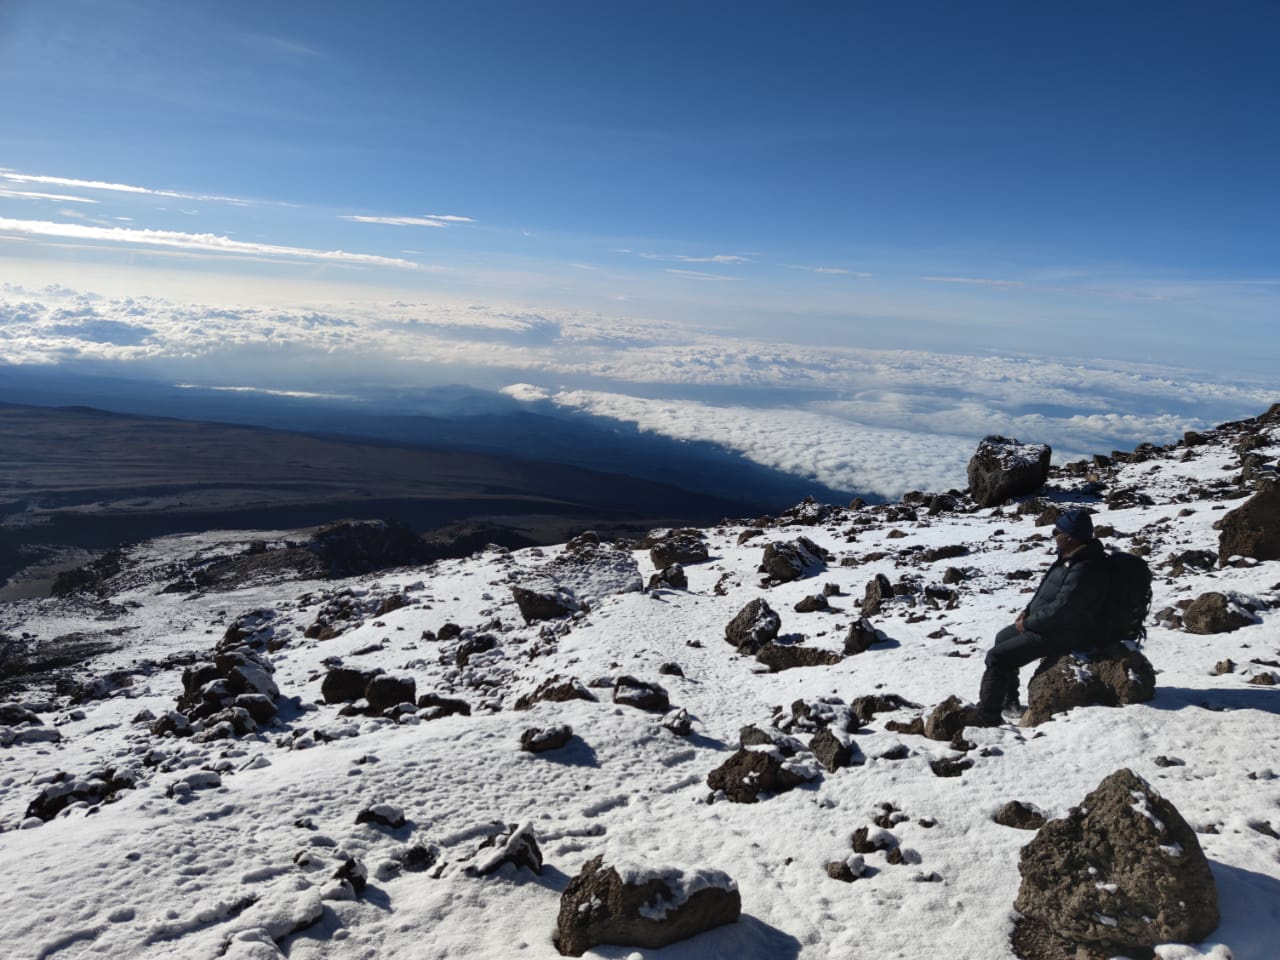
xmin=1054 ymin=507 xmax=1094 ymax=540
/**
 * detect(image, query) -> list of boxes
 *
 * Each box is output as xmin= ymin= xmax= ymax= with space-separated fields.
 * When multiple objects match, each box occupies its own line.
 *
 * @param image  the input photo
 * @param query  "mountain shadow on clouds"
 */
xmin=0 ymin=366 xmax=859 ymax=507
xmin=0 ymin=372 xmax=863 ymax=591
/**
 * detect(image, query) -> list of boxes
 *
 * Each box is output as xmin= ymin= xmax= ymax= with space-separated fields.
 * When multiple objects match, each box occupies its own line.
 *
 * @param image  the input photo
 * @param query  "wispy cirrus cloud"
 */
xmin=0 ymin=185 xmax=99 ymax=204
xmin=0 ymin=218 xmax=422 ymax=269
xmin=340 ymin=213 xmax=474 ymax=227
xmin=0 ymin=171 xmax=258 ymax=206
xmin=666 ymin=268 xmax=735 ymax=281
xmin=787 ymin=264 xmax=872 ymax=277
xmin=920 ymin=275 xmax=1025 ymax=288
xmin=637 ymin=252 xmax=749 ymax=264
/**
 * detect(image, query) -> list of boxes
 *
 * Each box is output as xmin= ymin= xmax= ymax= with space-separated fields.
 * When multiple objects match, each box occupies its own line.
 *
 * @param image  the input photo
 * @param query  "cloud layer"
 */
xmin=1 ymin=284 xmax=1271 ymax=499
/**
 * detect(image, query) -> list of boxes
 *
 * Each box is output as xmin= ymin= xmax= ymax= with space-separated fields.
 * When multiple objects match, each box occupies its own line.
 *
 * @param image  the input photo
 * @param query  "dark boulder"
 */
xmin=321 ymin=666 xmax=380 ymax=704
xmin=648 ymin=564 xmax=688 ymax=590
xmin=706 ymin=747 xmax=817 ymax=803
xmin=843 ymin=617 xmax=881 ymax=654
xmin=862 ymin=575 xmax=895 ymax=616
xmin=1022 ymin=643 xmax=1156 ymax=727
xmin=514 ymin=675 xmax=596 ymax=711
xmin=724 ymin=598 xmax=781 ymax=655
xmin=994 ymin=801 xmax=1046 ymax=830
xmin=1013 ymin=768 xmax=1219 ymax=959
xmin=520 ymin=724 xmax=573 ymax=753
xmin=555 ymin=855 xmax=740 ymax=957
xmin=649 ymin=533 xmax=709 ymax=569
xmin=613 ymin=677 xmax=669 ymax=712
xmin=365 ymin=674 xmax=417 ymax=714
xmin=754 ymin=642 xmax=842 ymax=672
xmin=511 ymin=585 xmax=576 ymax=623
xmin=923 ymin=695 xmax=973 ymax=741
xmin=416 ymin=692 xmax=471 ymax=719
xmin=1217 ymin=484 xmax=1280 ymax=561
xmin=1182 ymin=591 xmax=1259 ymax=634
xmin=967 ymin=435 xmax=1052 ymax=507
xmin=759 ymin=537 xmax=828 ymax=582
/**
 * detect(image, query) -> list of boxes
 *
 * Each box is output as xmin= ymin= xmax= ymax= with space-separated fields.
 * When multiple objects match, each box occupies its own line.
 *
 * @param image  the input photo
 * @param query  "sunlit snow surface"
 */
xmin=1 ymin=428 xmax=1277 ymax=959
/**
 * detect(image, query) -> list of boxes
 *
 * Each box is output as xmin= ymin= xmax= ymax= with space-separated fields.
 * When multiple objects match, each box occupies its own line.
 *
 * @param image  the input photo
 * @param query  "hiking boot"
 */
xmin=1001 ymin=703 xmax=1027 ymax=723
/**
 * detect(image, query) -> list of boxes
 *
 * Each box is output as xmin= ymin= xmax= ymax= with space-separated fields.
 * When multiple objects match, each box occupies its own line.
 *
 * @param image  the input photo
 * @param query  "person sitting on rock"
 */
xmin=972 ymin=507 xmax=1108 ymax=726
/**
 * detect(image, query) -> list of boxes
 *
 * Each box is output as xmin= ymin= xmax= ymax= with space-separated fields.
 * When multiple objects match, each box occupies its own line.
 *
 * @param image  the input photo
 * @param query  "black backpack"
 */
xmin=1099 ymin=549 xmax=1154 ymax=645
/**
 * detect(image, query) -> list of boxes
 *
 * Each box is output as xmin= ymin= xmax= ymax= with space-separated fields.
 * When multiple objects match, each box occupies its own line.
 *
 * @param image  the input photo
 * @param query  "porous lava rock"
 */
xmin=724 ymin=598 xmax=781 ymax=655
xmin=555 ymin=855 xmax=740 ymax=957
xmin=754 ymin=642 xmax=842 ymax=672
xmin=1022 ymin=643 xmax=1156 ymax=727
xmin=1013 ymin=768 xmax=1219 ymax=959
xmin=994 ymin=801 xmax=1047 ymax=830
xmin=1216 ymin=484 xmax=1280 ymax=561
xmin=967 ymin=435 xmax=1052 ymax=507
xmin=1182 ymin=591 xmax=1258 ymax=634
xmin=706 ymin=747 xmax=817 ymax=803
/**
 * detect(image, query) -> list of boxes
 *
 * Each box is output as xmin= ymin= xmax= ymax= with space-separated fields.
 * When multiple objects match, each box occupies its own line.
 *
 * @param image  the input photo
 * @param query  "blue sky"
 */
xmin=0 ymin=2 xmax=1277 ymax=497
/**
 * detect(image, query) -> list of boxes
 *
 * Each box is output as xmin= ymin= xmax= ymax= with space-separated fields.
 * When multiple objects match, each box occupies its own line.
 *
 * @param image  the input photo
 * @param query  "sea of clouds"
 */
xmin=1 ymin=283 xmax=1272 ymax=500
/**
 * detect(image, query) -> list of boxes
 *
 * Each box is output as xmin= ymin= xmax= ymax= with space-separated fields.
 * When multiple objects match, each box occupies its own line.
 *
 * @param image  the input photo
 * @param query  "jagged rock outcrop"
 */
xmin=1022 ymin=642 xmax=1156 ymax=727
xmin=967 ymin=436 xmax=1052 ymax=507
xmin=1013 ymin=768 xmax=1219 ymax=959
xmin=555 ymin=856 xmax=740 ymax=956
xmin=1217 ymin=484 xmax=1280 ymax=561
xmin=308 ymin=519 xmax=430 ymax=577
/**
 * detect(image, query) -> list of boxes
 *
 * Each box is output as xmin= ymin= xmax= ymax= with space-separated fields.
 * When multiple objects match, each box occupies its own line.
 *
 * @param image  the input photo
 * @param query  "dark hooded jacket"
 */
xmin=1022 ymin=538 xmax=1108 ymax=645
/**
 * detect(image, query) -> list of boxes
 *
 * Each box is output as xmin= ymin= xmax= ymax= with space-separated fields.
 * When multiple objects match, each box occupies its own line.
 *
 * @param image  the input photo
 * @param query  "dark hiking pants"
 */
xmin=977 ymin=624 xmax=1073 ymax=720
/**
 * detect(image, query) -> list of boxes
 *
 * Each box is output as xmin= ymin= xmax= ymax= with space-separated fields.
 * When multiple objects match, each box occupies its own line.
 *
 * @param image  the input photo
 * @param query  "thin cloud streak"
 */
xmin=0 ymin=218 xmax=423 ymax=269
xmin=1 ymin=171 xmax=258 ymax=206
xmin=920 ymin=275 xmax=1025 ymax=288
xmin=341 ymin=216 xmax=449 ymax=228
xmin=0 ymin=187 xmax=99 ymax=204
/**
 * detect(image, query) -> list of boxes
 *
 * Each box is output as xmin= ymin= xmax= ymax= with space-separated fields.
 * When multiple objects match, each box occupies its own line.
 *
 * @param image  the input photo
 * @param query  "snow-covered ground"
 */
xmin=0 ymin=417 xmax=1277 ymax=960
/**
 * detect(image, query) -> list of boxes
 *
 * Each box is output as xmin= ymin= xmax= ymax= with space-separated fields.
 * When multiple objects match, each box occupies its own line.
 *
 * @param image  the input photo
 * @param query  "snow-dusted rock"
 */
xmin=555 ymin=855 xmax=740 ymax=956
xmin=724 ymin=597 xmax=781 ymax=654
xmin=1014 ymin=768 xmax=1219 ymax=959
xmin=967 ymin=435 xmax=1052 ymax=507
xmin=1023 ymin=642 xmax=1157 ymax=727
